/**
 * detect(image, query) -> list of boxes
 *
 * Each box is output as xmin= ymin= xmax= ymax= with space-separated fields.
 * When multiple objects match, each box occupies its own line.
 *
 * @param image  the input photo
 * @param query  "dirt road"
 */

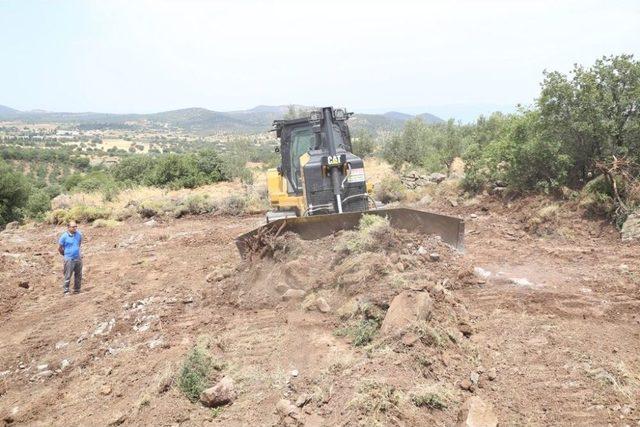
xmin=0 ymin=197 xmax=638 ymax=426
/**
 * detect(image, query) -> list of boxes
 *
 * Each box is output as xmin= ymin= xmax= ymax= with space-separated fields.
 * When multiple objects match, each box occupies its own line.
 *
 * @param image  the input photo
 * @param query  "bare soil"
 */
xmin=1 ymin=195 xmax=639 ymax=426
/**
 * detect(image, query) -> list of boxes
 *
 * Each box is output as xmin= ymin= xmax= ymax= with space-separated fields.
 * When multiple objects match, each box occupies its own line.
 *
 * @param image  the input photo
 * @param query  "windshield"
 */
xmin=290 ymin=128 xmax=315 ymax=188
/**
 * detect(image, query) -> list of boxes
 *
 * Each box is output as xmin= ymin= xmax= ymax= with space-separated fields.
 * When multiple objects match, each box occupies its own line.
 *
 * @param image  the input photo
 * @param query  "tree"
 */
xmin=352 ymin=130 xmax=376 ymax=158
xmin=0 ymin=160 xmax=30 ymax=226
xmin=537 ymin=54 xmax=640 ymax=185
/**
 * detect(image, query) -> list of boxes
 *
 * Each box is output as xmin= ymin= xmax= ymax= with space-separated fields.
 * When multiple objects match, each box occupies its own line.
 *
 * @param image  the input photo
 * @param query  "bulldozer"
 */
xmin=235 ymin=106 xmax=464 ymax=256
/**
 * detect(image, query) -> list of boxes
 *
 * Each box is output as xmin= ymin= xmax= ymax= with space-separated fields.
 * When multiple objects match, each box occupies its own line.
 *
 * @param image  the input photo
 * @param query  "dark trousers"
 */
xmin=63 ymin=258 xmax=82 ymax=292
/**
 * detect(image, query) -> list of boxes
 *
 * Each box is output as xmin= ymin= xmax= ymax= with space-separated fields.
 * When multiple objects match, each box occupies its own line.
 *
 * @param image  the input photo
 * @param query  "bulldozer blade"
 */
xmin=235 ymin=208 xmax=464 ymax=258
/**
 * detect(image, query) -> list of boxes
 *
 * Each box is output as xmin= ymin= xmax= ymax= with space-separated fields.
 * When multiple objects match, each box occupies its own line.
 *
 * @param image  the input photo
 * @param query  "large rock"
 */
xmin=282 ymin=289 xmax=306 ymax=301
xmin=621 ymin=212 xmax=640 ymax=241
xmin=276 ymin=399 xmax=301 ymax=421
xmin=428 ymin=172 xmax=447 ymax=183
xmin=457 ymin=396 xmax=498 ymax=427
xmin=4 ymin=221 xmax=19 ymax=230
xmin=380 ymin=291 xmax=433 ymax=336
xmin=199 ymin=376 xmax=236 ymax=407
xmin=51 ymin=194 xmax=72 ymax=210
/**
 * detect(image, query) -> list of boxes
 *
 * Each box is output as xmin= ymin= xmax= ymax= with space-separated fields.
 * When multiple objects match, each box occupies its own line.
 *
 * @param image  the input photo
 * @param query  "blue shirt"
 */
xmin=58 ymin=231 xmax=82 ymax=260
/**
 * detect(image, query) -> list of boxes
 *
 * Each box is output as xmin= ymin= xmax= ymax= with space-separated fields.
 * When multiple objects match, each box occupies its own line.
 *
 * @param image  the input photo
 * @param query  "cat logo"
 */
xmin=327 ymin=155 xmax=341 ymax=166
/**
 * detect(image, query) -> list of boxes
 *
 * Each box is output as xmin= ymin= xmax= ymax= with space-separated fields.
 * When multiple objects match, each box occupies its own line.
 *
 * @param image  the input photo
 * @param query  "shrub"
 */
xmin=24 ymin=188 xmax=51 ymax=220
xmin=375 ymin=176 xmax=406 ymax=204
xmin=335 ymin=318 xmax=380 ymax=347
xmin=173 ymin=195 xmax=216 ymax=218
xmin=341 ymin=215 xmax=395 ymax=254
xmin=409 ymin=384 xmax=451 ymax=410
xmin=0 ymin=159 xmax=30 ymax=226
xmin=111 ymin=156 xmax=155 ymax=185
xmin=216 ymin=195 xmax=248 ymax=216
xmin=92 ymin=219 xmax=121 ymax=228
xmin=349 ymin=380 xmax=401 ymax=419
xmin=177 ymin=347 xmax=212 ymax=403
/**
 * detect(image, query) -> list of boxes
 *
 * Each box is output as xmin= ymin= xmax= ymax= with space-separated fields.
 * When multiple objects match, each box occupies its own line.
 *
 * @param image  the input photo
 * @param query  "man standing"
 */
xmin=58 ymin=220 xmax=83 ymax=295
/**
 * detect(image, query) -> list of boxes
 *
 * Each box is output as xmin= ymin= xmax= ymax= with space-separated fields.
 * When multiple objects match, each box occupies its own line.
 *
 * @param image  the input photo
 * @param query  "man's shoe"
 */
xmin=72 ymin=290 xmax=81 ymax=294
xmin=63 ymin=291 xmax=70 ymax=297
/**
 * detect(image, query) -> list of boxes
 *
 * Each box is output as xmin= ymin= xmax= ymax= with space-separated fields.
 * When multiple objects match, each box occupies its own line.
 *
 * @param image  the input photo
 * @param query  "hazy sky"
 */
xmin=1 ymin=0 xmax=639 ymax=120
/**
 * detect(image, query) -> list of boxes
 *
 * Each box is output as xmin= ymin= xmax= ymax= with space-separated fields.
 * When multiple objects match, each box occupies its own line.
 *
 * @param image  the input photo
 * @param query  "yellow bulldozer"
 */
xmin=235 ymin=106 xmax=464 ymax=256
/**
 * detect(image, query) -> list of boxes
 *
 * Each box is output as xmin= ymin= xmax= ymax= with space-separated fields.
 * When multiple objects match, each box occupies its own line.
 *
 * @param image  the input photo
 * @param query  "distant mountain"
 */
xmin=0 ymin=105 xmax=19 ymax=116
xmin=382 ymin=111 xmax=414 ymax=122
xmin=415 ymin=112 xmax=445 ymax=124
xmin=0 ymin=104 xmax=444 ymax=134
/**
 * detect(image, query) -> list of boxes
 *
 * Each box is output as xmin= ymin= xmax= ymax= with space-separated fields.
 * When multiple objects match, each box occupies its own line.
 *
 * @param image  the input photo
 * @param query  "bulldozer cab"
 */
xmin=275 ymin=116 xmax=352 ymax=196
xmin=237 ymin=106 xmax=465 ymax=257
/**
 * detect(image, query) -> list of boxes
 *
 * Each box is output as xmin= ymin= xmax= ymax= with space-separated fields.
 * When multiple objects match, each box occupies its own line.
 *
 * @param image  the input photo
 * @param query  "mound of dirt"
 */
xmin=209 ymin=217 xmax=486 ymax=425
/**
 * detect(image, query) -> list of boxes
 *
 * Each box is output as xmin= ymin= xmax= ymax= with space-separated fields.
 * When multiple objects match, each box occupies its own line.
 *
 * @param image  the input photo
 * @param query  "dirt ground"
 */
xmin=0 ymin=194 xmax=639 ymax=426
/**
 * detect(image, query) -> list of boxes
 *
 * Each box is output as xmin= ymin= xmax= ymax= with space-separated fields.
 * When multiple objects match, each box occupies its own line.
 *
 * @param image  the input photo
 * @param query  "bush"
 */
xmin=111 ymin=156 xmax=155 ymax=185
xmin=341 ymin=215 xmax=395 ymax=254
xmin=216 ymin=195 xmax=248 ymax=216
xmin=375 ymin=177 xmax=406 ymax=204
xmin=0 ymin=160 xmax=30 ymax=226
xmin=24 ymin=189 xmax=51 ymax=220
xmin=92 ymin=219 xmax=121 ymax=228
xmin=177 ymin=347 xmax=212 ymax=403
xmin=47 ymin=205 xmax=111 ymax=224
xmin=352 ymin=130 xmax=376 ymax=158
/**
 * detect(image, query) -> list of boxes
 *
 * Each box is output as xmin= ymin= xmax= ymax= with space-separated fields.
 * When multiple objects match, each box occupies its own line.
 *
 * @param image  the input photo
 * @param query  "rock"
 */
xmin=290 ymin=369 xmax=299 ymax=377
xmin=459 ymin=323 xmax=473 ymax=337
xmin=621 ymin=211 xmax=640 ymax=241
xmin=144 ymin=218 xmax=157 ymax=227
xmin=55 ymin=341 xmax=68 ymax=350
xmin=457 ymin=396 xmax=498 ymax=427
xmin=618 ymin=264 xmax=630 ymax=273
xmin=315 ymin=297 xmax=331 ymax=313
xmin=380 ymin=291 xmax=433 ymax=336
xmin=276 ymin=399 xmax=301 ymax=419
xmin=459 ymin=378 xmax=474 ymax=391
xmin=418 ymin=195 xmax=433 ymax=206
xmin=282 ymin=289 xmax=306 ymax=301
xmin=51 ymin=194 xmax=72 ymax=210
xmin=395 ymin=261 xmax=405 ymax=272
xmin=60 ymin=359 xmax=70 ymax=370
xmin=449 ymin=198 xmax=459 ymax=207
xmin=36 ymin=370 xmax=54 ymax=378
xmin=428 ymin=172 xmax=447 ymax=183
xmin=486 ymin=368 xmax=497 ymax=381
xmin=510 ymin=277 xmax=534 ymax=287
xmin=200 ymin=376 xmax=236 ymax=407
xmin=470 ymin=372 xmax=480 ymax=385
xmin=470 ymin=213 xmax=478 ymax=219
xmin=17 ymin=281 xmax=29 ymax=289
xmin=429 ymin=253 xmax=440 ymax=262
xmin=100 ymin=385 xmax=112 ymax=395
xmin=473 ymin=267 xmax=491 ymax=279
xmin=274 ymin=282 xmax=289 ymax=294
xmin=206 ymin=269 xmax=232 ymax=283
xmin=108 ymin=412 xmax=127 ymax=426
xmin=147 ymin=337 xmax=164 ymax=349
xmin=401 ymin=332 xmax=419 ymax=346
xmin=295 ymin=394 xmax=311 ymax=407
xmin=37 ymin=364 xmax=49 ymax=371
xmin=416 ymin=246 xmax=428 ymax=255
xmin=4 ymin=221 xmax=19 ymax=230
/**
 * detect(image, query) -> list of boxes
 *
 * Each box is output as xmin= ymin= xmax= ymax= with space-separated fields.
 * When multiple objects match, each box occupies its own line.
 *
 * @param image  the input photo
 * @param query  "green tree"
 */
xmin=537 ymin=54 xmax=640 ymax=184
xmin=0 ymin=160 xmax=30 ymax=226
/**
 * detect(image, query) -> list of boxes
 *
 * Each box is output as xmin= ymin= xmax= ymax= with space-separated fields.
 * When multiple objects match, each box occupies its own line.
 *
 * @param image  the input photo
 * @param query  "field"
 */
xmin=1 ymin=187 xmax=638 ymax=426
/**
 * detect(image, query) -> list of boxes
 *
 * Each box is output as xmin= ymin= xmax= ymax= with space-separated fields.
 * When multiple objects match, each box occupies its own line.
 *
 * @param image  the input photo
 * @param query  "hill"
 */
xmin=0 ymin=104 xmax=444 ymax=134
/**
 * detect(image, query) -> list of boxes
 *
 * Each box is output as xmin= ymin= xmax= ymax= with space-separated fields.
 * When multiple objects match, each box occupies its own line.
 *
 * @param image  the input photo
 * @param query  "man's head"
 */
xmin=67 ymin=221 xmax=78 ymax=234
